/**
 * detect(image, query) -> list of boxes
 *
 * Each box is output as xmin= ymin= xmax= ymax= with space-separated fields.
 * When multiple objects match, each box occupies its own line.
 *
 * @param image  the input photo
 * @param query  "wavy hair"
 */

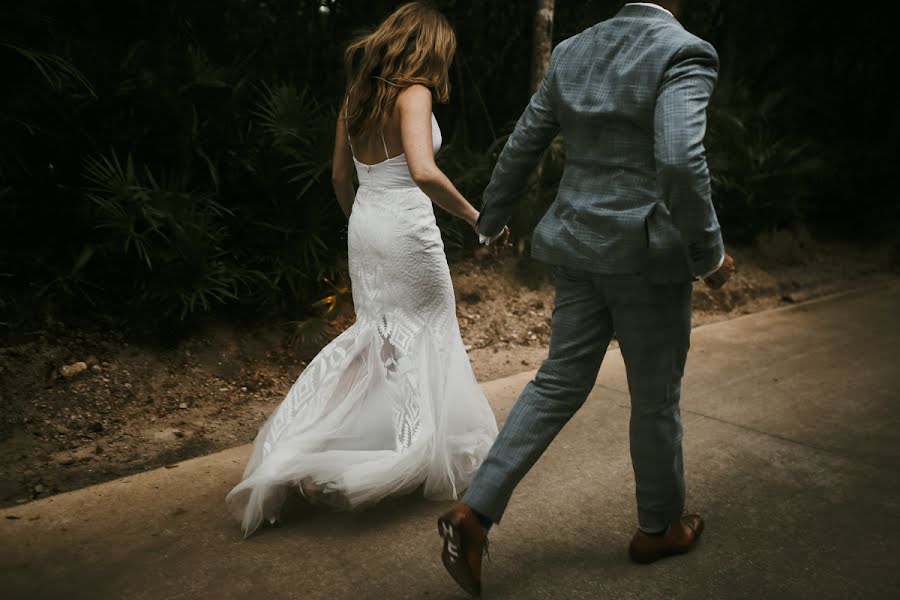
xmin=343 ymin=2 xmax=456 ymax=140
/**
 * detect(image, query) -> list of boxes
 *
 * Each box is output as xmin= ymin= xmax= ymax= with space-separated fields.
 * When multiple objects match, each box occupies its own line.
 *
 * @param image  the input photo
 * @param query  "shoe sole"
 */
xmin=629 ymin=524 xmax=705 ymax=565
xmin=629 ymin=544 xmax=691 ymax=564
xmin=437 ymin=514 xmax=480 ymax=597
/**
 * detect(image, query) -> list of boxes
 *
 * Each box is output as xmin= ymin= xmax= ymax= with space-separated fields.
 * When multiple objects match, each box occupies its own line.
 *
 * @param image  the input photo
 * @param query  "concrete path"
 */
xmin=2 ymin=281 xmax=899 ymax=600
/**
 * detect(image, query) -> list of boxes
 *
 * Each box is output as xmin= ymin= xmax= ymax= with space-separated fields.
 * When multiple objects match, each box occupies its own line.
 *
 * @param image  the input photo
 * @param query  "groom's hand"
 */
xmin=490 ymin=226 xmax=512 ymax=256
xmin=704 ymin=252 xmax=735 ymax=290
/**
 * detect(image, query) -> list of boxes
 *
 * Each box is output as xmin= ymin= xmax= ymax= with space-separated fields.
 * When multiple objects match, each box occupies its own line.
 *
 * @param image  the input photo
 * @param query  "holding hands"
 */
xmin=489 ymin=226 xmax=512 ymax=255
xmin=471 ymin=209 xmax=511 ymax=255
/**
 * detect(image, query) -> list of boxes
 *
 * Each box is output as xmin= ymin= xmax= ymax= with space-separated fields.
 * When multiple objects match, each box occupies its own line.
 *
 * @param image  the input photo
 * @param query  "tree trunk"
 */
xmin=521 ymin=0 xmax=555 ymax=250
xmin=531 ymin=0 xmax=555 ymax=93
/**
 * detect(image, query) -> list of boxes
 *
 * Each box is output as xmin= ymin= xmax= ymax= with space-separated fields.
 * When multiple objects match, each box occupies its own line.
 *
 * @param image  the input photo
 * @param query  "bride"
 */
xmin=226 ymin=2 xmax=504 ymax=537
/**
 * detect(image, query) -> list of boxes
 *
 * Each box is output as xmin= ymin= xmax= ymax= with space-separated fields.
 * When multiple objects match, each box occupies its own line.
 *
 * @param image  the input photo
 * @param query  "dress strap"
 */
xmin=380 ymin=129 xmax=390 ymax=160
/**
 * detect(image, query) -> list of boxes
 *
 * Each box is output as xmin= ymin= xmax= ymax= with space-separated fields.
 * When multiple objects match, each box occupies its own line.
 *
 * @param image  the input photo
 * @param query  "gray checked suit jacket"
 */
xmin=477 ymin=3 xmax=724 ymax=282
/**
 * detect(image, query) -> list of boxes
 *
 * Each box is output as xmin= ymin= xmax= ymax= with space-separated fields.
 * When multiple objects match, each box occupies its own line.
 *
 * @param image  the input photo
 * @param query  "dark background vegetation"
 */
xmin=1 ymin=0 xmax=898 ymax=337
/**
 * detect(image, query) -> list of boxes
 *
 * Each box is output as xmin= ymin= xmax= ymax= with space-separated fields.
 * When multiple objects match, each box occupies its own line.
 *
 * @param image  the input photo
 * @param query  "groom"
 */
xmin=438 ymin=1 xmax=735 ymax=595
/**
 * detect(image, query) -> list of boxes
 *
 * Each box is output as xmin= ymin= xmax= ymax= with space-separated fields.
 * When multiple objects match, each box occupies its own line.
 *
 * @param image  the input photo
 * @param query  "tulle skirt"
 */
xmin=226 ymin=186 xmax=498 ymax=536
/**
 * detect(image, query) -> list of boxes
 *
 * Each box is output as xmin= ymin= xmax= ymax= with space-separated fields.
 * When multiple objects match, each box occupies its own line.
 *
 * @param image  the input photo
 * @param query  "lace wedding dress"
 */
xmin=226 ymin=114 xmax=498 ymax=536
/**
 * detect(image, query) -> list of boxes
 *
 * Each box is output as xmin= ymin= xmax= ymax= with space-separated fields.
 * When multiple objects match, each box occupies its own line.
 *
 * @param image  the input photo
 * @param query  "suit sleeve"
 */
xmin=476 ymin=44 xmax=565 ymax=238
xmin=654 ymin=40 xmax=724 ymax=278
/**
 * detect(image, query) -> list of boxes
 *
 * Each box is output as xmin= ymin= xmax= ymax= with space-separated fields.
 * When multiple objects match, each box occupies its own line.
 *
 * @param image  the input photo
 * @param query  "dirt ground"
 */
xmin=0 ymin=236 xmax=895 ymax=508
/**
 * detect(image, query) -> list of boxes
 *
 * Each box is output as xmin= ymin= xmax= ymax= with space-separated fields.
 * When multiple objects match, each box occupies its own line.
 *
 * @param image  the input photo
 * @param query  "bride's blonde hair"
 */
xmin=343 ymin=2 xmax=456 ymax=139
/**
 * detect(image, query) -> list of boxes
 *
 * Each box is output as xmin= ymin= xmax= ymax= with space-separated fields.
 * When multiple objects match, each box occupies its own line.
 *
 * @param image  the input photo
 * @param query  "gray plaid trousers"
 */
xmin=464 ymin=267 xmax=692 ymax=531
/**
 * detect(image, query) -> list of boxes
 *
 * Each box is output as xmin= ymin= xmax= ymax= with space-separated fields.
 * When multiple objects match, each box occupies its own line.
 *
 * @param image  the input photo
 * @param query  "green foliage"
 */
xmin=706 ymin=84 xmax=829 ymax=242
xmin=283 ymin=268 xmax=351 ymax=352
xmin=254 ymin=82 xmax=337 ymax=201
xmin=284 ymin=317 xmax=336 ymax=352
xmin=83 ymin=150 xmax=267 ymax=319
xmin=0 ymin=41 xmax=96 ymax=99
xmin=0 ymin=3 xmax=346 ymax=330
xmin=1 ymin=0 xmax=896 ymax=333
xmin=0 ymin=270 xmax=13 ymax=328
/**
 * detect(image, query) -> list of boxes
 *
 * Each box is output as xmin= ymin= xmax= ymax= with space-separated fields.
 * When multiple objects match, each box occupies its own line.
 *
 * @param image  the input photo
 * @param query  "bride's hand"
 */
xmin=491 ymin=226 xmax=511 ymax=256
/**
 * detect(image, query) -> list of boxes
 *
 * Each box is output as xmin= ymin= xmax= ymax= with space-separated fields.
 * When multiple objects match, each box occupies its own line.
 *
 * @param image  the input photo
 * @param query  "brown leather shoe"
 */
xmin=628 ymin=514 xmax=705 ymax=564
xmin=438 ymin=503 xmax=488 ymax=597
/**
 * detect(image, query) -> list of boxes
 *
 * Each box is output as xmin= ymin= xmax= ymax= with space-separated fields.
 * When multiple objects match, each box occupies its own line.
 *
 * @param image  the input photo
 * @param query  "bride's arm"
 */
xmin=399 ymin=85 xmax=479 ymax=227
xmin=332 ymin=115 xmax=356 ymax=218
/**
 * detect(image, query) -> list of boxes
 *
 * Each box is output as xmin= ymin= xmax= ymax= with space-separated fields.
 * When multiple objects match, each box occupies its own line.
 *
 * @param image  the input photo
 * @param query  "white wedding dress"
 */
xmin=226 ymin=113 xmax=498 ymax=536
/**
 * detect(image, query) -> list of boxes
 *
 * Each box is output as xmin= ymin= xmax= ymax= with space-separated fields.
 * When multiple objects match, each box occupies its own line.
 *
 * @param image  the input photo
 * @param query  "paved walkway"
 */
xmin=2 ymin=281 xmax=899 ymax=599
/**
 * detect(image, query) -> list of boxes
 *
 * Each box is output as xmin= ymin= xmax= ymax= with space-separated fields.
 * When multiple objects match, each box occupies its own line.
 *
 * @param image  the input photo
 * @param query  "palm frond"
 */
xmin=1 ymin=42 xmax=96 ymax=97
